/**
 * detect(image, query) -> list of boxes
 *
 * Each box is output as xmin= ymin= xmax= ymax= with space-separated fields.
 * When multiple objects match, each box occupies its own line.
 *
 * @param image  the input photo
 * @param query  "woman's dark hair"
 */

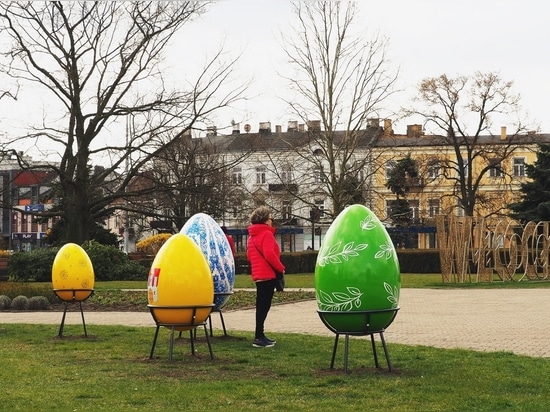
xmin=250 ymin=205 xmax=271 ymax=224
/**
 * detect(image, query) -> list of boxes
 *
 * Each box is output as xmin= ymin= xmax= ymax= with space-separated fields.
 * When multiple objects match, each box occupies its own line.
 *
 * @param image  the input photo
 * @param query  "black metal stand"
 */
xmin=148 ymin=304 xmax=214 ymax=361
xmin=207 ymin=292 xmax=233 ymax=337
xmin=318 ymin=308 xmax=399 ymax=373
xmin=53 ymin=289 xmax=94 ymax=338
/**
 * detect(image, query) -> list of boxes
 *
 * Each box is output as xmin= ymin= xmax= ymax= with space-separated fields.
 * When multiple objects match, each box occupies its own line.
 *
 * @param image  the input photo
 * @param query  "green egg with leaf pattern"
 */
xmin=315 ymin=204 xmax=400 ymax=332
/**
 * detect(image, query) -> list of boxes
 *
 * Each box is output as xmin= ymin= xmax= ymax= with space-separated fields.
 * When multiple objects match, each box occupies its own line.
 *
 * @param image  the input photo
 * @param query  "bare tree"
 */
xmin=277 ymin=1 xmax=399 ymax=220
xmin=404 ymin=72 xmax=533 ymax=217
xmin=140 ymin=132 xmax=246 ymax=232
xmin=0 ymin=2 xmax=246 ymax=244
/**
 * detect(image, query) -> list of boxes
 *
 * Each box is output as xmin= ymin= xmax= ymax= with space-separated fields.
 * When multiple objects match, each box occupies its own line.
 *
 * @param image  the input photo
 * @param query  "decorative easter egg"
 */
xmin=315 ymin=204 xmax=400 ymax=332
xmin=181 ymin=213 xmax=235 ymax=310
xmin=52 ymin=243 xmax=95 ymax=302
xmin=147 ymin=233 xmax=214 ymax=329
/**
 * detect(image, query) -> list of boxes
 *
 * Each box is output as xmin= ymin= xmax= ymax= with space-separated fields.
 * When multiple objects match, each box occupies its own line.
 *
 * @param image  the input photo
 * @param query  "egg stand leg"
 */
xmin=378 ymin=331 xmax=393 ymax=372
xmin=169 ymin=326 xmax=176 ymax=361
xmin=149 ymin=325 xmax=161 ymax=359
xmin=79 ymin=301 xmax=88 ymax=338
xmin=329 ymin=333 xmax=340 ymax=370
xmin=343 ymin=334 xmax=350 ymax=373
xmin=189 ymin=325 xmax=214 ymax=360
xmin=57 ymin=302 xmax=69 ymax=337
xmin=57 ymin=301 xmax=87 ymax=338
xmin=207 ymin=310 xmax=228 ymax=337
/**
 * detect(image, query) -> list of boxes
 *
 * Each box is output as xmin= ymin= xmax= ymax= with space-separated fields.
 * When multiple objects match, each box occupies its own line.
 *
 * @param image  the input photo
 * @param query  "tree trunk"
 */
xmin=63 ymin=183 xmax=91 ymax=245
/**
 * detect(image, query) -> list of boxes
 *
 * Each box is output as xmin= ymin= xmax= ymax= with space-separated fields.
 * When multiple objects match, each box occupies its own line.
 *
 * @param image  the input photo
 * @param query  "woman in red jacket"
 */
xmin=247 ymin=205 xmax=285 ymax=348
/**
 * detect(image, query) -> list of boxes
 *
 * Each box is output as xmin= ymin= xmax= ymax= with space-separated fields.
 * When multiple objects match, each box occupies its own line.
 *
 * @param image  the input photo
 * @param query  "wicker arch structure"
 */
xmin=435 ymin=215 xmax=550 ymax=283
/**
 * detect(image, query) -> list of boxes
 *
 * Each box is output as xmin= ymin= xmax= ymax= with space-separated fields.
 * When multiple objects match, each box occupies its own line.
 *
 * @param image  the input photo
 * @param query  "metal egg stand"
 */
xmin=53 ymin=289 xmax=94 ymax=337
xmin=317 ymin=307 xmax=400 ymax=373
xmin=148 ymin=304 xmax=215 ymax=361
xmin=206 ymin=292 xmax=234 ymax=337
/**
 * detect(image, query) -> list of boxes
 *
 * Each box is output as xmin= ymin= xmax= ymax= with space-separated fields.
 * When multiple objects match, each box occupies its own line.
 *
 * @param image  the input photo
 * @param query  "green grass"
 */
xmin=2 ymin=275 xmax=550 ymax=410
xmin=1 ymin=324 xmax=549 ymax=411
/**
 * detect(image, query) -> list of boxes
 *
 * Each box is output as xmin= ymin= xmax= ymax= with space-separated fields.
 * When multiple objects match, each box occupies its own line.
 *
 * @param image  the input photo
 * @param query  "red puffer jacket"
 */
xmin=247 ymin=223 xmax=285 ymax=282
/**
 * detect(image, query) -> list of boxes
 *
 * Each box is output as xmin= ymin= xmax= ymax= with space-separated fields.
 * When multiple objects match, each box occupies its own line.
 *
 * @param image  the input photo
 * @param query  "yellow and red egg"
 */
xmin=147 ymin=233 xmax=214 ymax=329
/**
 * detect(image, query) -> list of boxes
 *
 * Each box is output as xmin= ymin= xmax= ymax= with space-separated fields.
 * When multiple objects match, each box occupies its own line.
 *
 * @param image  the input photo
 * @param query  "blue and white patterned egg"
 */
xmin=181 ymin=213 xmax=235 ymax=310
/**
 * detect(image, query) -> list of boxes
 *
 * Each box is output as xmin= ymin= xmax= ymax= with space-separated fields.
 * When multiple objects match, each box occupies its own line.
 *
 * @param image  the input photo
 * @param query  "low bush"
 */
xmin=0 ymin=295 xmax=11 ymax=309
xmin=10 ymin=295 xmax=29 ymax=310
xmin=27 ymin=296 xmax=50 ymax=310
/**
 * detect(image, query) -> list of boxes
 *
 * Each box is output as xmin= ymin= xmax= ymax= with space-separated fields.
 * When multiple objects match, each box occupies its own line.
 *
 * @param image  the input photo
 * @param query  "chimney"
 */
xmin=275 ymin=125 xmax=282 ymax=133
xmin=367 ymin=118 xmax=380 ymax=128
xmin=206 ymin=126 xmax=217 ymax=136
xmin=232 ymin=122 xmax=240 ymax=135
xmin=287 ymin=120 xmax=298 ymax=132
xmin=500 ymin=126 xmax=507 ymax=140
xmin=407 ymin=124 xmax=423 ymax=138
xmin=308 ymin=120 xmax=321 ymax=131
xmin=259 ymin=121 xmax=271 ymax=134
xmin=298 ymin=123 xmax=305 ymax=132
xmin=384 ymin=119 xmax=393 ymax=137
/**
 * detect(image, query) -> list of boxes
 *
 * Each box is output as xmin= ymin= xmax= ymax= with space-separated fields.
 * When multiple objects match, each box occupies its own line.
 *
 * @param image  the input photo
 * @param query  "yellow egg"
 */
xmin=52 ymin=243 xmax=95 ymax=301
xmin=147 ymin=233 xmax=214 ymax=329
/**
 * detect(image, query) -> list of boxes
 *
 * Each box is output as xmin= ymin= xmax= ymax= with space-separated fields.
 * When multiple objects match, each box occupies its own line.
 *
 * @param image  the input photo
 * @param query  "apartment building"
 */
xmin=201 ymin=120 xmax=550 ymax=250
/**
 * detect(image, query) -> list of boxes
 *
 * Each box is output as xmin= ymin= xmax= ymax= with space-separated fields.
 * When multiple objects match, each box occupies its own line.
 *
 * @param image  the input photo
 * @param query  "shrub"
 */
xmin=83 ymin=241 xmax=148 ymax=281
xmin=136 ymin=233 xmax=171 ymax=255
xmin=8 ymin=242 xmax=148 ymax=282
xmin=8 ymin=248 xmax=57 ymax=282
xmin=10 ymin=295 xmax=29 ymax=310
xmin=27 ymin=296 xmax=50 ymax=310
xmin=0 ymin=295 xmax=11 ymax=310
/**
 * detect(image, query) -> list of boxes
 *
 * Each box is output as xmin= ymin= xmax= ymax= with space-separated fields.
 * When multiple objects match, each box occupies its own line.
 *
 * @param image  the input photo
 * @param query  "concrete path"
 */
xmin=1 ymin=288 xmax=548 ymax=358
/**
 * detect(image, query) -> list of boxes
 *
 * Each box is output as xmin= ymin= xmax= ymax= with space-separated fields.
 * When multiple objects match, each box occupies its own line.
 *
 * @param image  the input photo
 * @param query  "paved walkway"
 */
xmin=1 ymin=289 xmax=548 ymax=358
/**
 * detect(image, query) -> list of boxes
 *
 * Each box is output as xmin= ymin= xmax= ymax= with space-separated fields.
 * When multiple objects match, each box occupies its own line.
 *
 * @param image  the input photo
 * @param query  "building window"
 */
xmin=409 ymin=199 xmax=419 ymax=220
xmin=513 ymin=157 xmax=526 ymax=177
xmin=456 ymin=160 xmax=469 ymax=178
xmin=427 ymin=160 xmax=440 ymax=179
xmin=385 ymin=160 xmax=396 ymax=179
xmin=256 ymin=166 xmax=266 ymax=184
xmin=428 ymin=198 xmax=440 ymax=217
xmin=281 ymin=165 xmax=293 ymax=184
xmin=489 ymin=161 xmax=504 ymax=178
xmin=314 ymin=200 xmax=325 ymax=219
xmin=313 ymin=166 xmax=326 ymax=183
xmin=282 ymin=200 xmax=292 ymax=221
xmin=232 ymin=167 xmax=242 ymax=185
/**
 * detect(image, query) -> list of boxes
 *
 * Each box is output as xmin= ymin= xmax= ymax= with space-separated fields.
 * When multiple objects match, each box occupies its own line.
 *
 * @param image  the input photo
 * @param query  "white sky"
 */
xmin=175 ymin=0 xmax=550 ymax=135
xmin=1 ymin=0 xmax=548 ymax=154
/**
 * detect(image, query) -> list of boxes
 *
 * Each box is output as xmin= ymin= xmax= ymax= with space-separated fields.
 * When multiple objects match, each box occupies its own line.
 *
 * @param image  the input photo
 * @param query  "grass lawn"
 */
xmin=1 ymin=324 xmax=549 ymax=411
xmin=2 ymin=274 xmax=550 ymax=410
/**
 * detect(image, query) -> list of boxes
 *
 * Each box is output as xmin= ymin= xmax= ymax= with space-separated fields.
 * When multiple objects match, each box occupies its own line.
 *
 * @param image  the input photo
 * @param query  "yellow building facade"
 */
xmin=367 ymin=125 xmax=548 ymax=249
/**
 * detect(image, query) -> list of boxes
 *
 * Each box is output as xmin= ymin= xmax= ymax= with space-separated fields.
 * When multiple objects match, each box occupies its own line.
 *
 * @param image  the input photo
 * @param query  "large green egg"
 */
xmin=315 ymin=204 xmax=400 ymax=332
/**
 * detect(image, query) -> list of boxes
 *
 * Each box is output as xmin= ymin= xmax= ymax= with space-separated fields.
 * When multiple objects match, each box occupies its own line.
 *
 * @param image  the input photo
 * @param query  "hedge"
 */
xmin=236 ymin=249 xmax=441 ymax=274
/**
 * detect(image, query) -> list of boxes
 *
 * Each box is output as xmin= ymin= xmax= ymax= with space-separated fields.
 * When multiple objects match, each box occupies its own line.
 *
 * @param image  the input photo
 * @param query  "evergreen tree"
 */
xmin=509 ymin=144 xmax=550 ymax=222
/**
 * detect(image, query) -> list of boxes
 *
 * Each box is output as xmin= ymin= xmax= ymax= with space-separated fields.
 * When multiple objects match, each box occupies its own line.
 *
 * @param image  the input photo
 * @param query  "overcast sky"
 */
xmin=176 ymin=0 xmax=549 ymax=135
xmin=1 ymin=0 xmax=547 ymax=149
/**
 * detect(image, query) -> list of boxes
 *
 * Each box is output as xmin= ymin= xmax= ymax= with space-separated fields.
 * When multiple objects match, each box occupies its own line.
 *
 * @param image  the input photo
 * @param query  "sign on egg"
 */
xmin=52 ymin=243 xmax=95 ymax=302
xmin=181 ymin=213 xmax=235 ymax=310
xmin=147 ymin=233 xmax=213 ymax=328
xmin=315 ymin=204 xmax=400 ymax=332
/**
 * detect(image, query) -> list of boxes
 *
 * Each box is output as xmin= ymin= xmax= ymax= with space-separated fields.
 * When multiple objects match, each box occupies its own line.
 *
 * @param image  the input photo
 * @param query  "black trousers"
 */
xmin=255 ymin=279 xmax=276 ymax=339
